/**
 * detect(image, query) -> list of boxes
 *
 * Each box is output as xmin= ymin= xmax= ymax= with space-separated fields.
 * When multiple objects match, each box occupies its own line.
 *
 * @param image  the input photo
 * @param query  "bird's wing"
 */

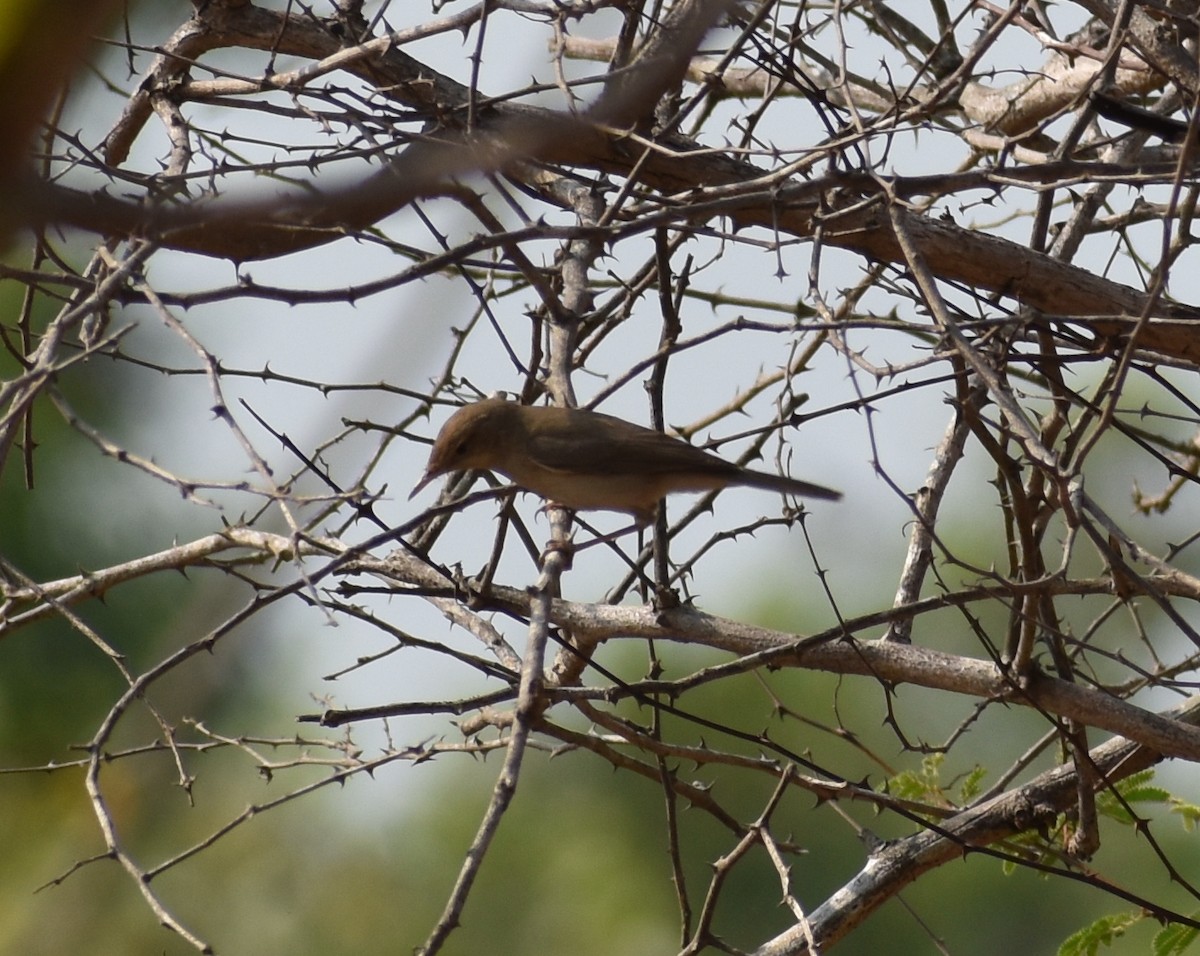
xmin=525 ymin=409 xmax=735 ymax=477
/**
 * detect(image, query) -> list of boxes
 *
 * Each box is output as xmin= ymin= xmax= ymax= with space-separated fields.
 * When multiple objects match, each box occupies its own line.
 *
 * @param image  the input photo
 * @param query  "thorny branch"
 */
xmin=5 ymin=1 xmax=1200 ymax=953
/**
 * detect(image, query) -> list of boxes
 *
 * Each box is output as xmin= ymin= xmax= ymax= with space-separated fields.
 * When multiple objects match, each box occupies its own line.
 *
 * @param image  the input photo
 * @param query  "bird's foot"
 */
xmin=540 ymin=534 xmax=575 ymax=570
xmin=651 ymin=585 xmax=681 ymax=611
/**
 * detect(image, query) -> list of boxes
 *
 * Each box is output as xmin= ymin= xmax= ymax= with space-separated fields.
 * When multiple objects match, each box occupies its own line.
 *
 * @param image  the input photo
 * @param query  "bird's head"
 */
xmin=410 ymin=399 xmax=516 ymax=499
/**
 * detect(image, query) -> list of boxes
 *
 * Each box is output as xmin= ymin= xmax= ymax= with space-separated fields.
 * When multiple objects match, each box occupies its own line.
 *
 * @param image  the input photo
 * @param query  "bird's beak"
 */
xmin=409 ymin=470 xmax=437 ymax=500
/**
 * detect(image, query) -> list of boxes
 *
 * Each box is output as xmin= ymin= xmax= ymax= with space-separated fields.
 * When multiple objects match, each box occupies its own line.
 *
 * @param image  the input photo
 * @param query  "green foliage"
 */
xmin=959 ymin=763 xmax=988 ymax=803
xmin=885 ymin=752 xmax=987 ymax=811
xmin=1057 ymin=912 xmax=1142 ymax=956
xmin=1096 ymin=769 xmax=1171 ymax=825
xmin=1057 ymin=911 xmax=1200 ymax=956
xmin=1052 ymin=770 xmax=1200 ymax=956
xmin=1169 ymin=799 xmax=1200 ymax=832
xmin=1154 ymin=919 xmax=1200 ymax=956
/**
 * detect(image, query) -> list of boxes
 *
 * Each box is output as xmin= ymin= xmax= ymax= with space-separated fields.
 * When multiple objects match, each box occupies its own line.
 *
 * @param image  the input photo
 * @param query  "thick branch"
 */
xmin=753 ymin=700 xmax=1197 ymax=954
xmin=20 ymin=1 xmax=1200 ymax=365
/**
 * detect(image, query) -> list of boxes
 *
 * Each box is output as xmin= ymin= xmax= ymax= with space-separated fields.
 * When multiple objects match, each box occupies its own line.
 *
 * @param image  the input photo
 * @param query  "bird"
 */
xmin=410 ymin=397 xmax=840 ymax=525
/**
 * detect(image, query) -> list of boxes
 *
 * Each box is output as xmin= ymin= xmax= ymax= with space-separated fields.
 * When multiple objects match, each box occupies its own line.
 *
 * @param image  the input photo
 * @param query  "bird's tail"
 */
xmin=739 ymin=469 xmax=842 ymax=501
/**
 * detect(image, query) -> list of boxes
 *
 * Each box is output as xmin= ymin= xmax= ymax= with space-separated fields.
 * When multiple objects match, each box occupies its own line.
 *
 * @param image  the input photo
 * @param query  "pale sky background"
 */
xmin=48 ymin=0 xmax=1200 ymax=821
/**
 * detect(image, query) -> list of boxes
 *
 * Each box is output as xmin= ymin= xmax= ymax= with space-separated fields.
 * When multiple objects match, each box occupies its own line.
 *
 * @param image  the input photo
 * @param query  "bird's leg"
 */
xmin=538 ymin=531 xmax=575 ymax=571
xmin=650 ymin=501 xmax=680 ymax=610
xmin=537 ymin=500 xmax=576 ymax=571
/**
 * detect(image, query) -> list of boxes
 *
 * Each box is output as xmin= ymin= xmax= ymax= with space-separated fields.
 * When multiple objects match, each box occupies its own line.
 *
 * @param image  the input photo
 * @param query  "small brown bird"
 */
xmin=411 ymin=398 xmax=840 ymax=524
